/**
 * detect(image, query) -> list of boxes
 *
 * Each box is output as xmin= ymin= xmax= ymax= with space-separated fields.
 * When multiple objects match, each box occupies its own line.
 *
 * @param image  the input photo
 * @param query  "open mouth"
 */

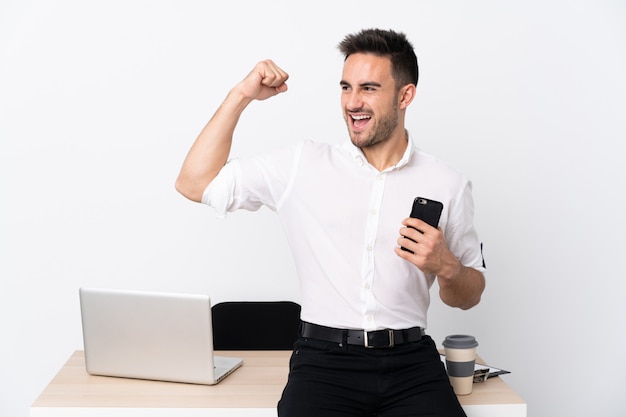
xmin=351 ymin=114 xmax=371 ymax=129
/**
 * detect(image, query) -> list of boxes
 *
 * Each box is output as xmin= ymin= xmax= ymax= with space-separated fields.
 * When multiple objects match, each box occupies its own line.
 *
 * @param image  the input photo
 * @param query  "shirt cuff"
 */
xmin=201 ymin=163 xmax=235 ymax=219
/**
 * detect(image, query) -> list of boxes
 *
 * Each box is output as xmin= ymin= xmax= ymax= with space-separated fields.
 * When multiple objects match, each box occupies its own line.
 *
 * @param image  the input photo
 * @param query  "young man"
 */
xmin=176 ymin=29 xmax=485 ymax=417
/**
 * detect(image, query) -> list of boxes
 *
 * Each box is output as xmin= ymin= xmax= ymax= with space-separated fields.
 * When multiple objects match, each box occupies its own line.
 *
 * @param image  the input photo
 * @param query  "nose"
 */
xmin=343 ymin=90 xmax=364 ymax=112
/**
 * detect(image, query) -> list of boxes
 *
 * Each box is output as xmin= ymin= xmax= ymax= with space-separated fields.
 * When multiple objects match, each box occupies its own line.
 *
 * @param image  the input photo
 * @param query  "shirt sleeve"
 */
xmin=445 ymin=178 xmax=487 ymax=273
xmin=201 ymin=142 xmax=303 ymax=218
xmin=201 ymin=162 xmax=236 ymax=219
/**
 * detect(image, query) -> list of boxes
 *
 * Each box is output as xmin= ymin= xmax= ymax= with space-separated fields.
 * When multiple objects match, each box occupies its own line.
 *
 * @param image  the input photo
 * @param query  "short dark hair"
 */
xmin=338 ymin=28 xmax=419 ymax=88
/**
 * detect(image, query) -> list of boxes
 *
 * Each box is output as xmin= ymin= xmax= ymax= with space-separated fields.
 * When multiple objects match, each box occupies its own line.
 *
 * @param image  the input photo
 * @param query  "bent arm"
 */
xmin=175 ymin=60 xmax=289 ymax=202
xmin=175 ymin=92 xmax=251 ymax=202
xmin=395 ymin=218 xmax=485 ymax=310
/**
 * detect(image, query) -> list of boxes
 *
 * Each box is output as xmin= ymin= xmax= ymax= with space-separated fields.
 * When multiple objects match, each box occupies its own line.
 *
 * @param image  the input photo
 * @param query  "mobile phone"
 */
xmin=410 ymin=197 xmax=443 ymax=229
xmin=401 ymin=197 xmax=444 ymax=253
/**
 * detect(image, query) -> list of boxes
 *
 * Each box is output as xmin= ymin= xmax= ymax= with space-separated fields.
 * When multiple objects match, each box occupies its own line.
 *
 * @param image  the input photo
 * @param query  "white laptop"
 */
xmin=79 ymin=287 xmax=243 ymax=385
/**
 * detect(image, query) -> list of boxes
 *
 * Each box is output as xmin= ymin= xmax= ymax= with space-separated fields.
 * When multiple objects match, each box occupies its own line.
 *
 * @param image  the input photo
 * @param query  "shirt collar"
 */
xmin=343 ymin=131 xmax=415 ymax=172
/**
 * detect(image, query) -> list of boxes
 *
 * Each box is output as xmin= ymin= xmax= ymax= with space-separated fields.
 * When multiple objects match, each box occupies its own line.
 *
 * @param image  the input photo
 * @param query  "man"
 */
xmin=176 ymin=28 xmax=485 ymax=417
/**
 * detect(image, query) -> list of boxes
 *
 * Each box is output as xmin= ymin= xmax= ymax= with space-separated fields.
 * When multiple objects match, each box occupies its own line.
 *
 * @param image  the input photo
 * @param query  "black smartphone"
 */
xmin=410 ymin=197 xmax=443 ymax=230
xmin=401 ymin=197 xmax=444 ymax=253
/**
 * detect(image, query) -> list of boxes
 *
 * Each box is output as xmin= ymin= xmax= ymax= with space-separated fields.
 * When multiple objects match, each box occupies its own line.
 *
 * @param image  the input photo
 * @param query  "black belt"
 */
xmin=300 ymin=321 xmax=425 ymax=348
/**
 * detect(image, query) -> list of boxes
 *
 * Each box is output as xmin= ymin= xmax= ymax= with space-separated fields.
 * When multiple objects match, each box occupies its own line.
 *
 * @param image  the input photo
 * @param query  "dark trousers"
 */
xmin=277 ymin=334 xmax=467 ymax=417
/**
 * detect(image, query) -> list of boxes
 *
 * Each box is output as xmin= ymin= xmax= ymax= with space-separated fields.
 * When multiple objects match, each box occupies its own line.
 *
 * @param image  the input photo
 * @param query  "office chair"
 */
xmin=211 ymin=301 xmax=301 ymax=350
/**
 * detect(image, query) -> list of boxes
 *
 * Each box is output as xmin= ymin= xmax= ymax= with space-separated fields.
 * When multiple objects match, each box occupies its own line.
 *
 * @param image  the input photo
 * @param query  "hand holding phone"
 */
xmin=401 ymin=197 xmax=443 ymax=253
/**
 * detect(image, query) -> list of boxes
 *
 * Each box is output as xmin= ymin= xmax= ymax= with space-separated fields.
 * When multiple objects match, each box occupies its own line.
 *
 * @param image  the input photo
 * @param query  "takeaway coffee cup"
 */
xmin=442 ymin=335 xmax=478 ymax=395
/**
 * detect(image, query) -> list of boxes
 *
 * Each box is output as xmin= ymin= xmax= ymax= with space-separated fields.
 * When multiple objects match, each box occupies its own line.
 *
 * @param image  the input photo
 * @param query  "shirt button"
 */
xmin=364 ymin=282 xmax=371 ymax=290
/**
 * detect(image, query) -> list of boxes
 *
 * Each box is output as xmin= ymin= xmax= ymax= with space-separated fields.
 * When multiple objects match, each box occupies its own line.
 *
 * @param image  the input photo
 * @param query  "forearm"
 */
xmin=437 ymin=260 xmax=485 ymax=310
xmin=175 ymin=88 xmax=252 ymax=202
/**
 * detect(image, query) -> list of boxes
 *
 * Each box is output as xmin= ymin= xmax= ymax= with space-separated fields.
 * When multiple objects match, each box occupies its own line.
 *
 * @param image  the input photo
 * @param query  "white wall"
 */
xmin=1 ymin=1 xmax=625 ymax=416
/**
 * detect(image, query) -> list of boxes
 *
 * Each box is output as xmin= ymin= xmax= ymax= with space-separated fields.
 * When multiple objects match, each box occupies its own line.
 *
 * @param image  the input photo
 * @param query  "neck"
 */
xmin=361 ymin=130 xmax=408 ymax=171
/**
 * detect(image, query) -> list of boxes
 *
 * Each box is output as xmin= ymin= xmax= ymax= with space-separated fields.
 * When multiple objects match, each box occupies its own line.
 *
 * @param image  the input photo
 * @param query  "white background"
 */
xmin=1 ymin=1 xmax=625 ymax=416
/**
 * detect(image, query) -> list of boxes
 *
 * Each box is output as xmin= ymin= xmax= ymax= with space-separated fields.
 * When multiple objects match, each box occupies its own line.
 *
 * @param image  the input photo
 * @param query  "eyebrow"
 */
xmin=340 ymin=80 xmax=382 ymax=88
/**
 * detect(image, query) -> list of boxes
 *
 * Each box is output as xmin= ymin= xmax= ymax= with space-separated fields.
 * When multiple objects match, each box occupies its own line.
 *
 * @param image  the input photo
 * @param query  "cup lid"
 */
xmin=442 ymin=334 xmax=478 ymax=349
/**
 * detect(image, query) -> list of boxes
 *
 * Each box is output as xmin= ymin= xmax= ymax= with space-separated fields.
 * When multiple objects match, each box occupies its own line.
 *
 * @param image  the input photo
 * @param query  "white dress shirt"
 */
xmin=203 ymin=135 xmax=485 ymax=331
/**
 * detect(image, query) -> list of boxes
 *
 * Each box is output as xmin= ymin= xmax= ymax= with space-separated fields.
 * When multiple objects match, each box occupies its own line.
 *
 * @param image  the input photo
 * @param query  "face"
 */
xmin=340 ymin=53 xmax=401 ymax=149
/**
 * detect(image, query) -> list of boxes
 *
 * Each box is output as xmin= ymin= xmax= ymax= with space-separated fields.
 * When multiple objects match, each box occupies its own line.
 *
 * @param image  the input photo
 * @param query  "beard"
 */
xmin=347 ymin=101 xmax=399 ymax=150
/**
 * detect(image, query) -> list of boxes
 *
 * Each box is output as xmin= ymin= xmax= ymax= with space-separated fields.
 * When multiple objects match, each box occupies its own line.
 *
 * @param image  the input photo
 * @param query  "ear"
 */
xmin=398 ymin=84 xmax=416 ymax=110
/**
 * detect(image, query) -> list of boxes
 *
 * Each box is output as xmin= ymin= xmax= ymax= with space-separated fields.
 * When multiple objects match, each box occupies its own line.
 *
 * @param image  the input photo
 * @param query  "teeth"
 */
xmin=352 ymin=115 xmax=371 ymax=120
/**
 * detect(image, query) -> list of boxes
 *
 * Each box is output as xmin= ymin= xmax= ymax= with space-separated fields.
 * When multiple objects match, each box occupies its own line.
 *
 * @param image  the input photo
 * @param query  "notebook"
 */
xmin=79 ymin=287 xmax=243 ymax=385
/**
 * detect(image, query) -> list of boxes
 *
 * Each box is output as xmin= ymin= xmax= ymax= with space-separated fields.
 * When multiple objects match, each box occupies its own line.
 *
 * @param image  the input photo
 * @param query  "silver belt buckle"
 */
xmin=364 ymin=329 xmax=394 ymax=348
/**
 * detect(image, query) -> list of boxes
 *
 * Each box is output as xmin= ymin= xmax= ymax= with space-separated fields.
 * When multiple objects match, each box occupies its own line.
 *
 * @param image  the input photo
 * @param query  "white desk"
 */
xmin=31 ymin=350 xmax=526 ymax=417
